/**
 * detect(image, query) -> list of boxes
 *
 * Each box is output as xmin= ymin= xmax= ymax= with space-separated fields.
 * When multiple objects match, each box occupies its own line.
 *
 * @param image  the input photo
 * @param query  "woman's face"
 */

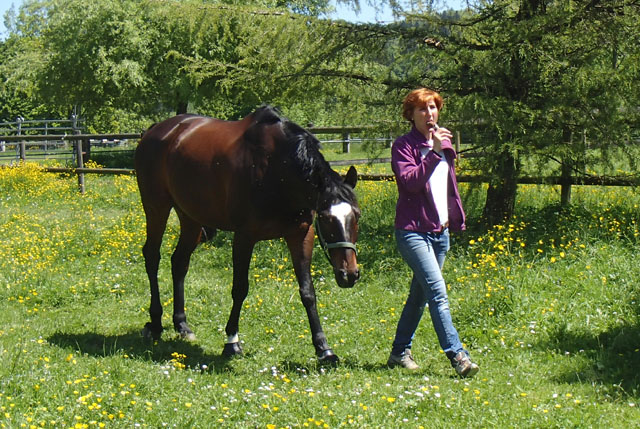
xmin=411 ymin=98 xmax=439 ymax=137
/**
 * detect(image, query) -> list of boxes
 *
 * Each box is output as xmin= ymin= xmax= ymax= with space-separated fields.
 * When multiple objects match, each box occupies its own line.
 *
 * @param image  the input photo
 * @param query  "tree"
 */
xmin=0 ymin=0 xmax=65 ymax=120
xmin=409 ymin=0 xmax=640 ymax=223
xmin=3 ymin=0 xmax=395 ymax=128
xmin=38 ymin=0 xmax=156 ymax=118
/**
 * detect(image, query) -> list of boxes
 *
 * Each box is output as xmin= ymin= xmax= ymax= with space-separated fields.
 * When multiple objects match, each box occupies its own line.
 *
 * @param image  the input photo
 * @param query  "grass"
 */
xmin=0 ymin=163 xmax=639 ymax=428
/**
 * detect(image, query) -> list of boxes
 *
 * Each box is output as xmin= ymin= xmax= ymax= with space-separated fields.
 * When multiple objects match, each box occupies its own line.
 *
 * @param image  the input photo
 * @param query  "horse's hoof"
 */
xmin=317 ymin=349 xmax=339 ymax=364
xmin=181 ymin=331 xmax=197 ymax=342
xmin=174 ymin=321 xmax=195 ymax=340
xmin=141 ymin=323 xmax=162 ymax=341
xmin=222 ymin=342 xmax=243 ymax=358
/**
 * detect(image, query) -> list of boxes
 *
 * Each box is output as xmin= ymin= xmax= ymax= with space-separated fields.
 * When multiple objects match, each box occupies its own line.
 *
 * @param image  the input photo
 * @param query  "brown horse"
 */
xmin=135 ymin=106 xmax=360 ymax=362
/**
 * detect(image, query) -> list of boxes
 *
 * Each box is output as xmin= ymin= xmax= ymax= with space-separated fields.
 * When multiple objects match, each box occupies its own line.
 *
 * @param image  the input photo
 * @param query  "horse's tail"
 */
xmin=200 ymin=226 xmax=217 ymax=243
xmin=141 ymin=122 xmax=158 ymax=139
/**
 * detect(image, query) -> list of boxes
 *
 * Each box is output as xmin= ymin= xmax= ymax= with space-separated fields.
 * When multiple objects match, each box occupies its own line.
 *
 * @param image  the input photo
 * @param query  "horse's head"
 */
xmin=315 ymin=166 xmax=361 ymax=288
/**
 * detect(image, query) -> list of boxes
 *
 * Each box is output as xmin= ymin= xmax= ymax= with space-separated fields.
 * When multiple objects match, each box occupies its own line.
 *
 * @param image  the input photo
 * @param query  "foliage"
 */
xmin=1 ymin=0 xmax=401 ymax=129
xmin=405 ymin=0 xmax=640 ymax=221
xmin=0 ymin=164 xmax=639 ymax=427
xmin=0 ymin=1 xmax=66 ymax=121
xmin=90 ymin=149 xmax=136 ymax=169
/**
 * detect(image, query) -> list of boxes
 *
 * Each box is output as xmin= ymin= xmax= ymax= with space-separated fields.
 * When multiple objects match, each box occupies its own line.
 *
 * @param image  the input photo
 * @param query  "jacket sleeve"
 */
xmin=391 ymin=137 xmax=445 ymax=194
xmin=440 ymin=138 xmax=455 ymax=155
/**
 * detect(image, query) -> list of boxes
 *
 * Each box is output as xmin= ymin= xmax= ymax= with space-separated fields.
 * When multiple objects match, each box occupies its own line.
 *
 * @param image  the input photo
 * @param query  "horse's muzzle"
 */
xmin=334 ymin=267 xmax=360 ymax=288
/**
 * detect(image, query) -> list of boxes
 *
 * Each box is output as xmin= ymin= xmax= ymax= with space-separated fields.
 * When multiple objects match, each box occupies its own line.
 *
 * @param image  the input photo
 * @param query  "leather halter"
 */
xmin=314 ymin=217 xmax=357 ymax=263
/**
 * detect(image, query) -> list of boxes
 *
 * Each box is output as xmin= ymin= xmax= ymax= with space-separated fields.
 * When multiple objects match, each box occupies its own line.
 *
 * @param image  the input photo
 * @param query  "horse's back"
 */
xmin=136 ymin=114 xmax=247 ymax=178
xmin=137 ymin=115 xmax=234 ymax=162
xmin=135 ymin=114 xmax=252 ymax=228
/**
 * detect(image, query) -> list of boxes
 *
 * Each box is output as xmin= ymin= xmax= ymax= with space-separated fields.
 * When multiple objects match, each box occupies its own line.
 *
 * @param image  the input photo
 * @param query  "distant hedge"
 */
xmin=90 ymin=149 xmax=135 ymax=169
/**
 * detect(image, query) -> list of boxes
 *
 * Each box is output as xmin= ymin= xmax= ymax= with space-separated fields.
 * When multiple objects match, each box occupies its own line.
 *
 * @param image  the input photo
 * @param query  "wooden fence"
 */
xmin=0 ymin=133 xmax=140 ymax=193
xmin=1 ymin=128 xmax=638 ymax=194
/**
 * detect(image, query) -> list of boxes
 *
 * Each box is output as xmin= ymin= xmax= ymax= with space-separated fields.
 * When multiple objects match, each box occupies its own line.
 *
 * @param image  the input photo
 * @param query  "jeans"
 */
xmin=391 ymin=228 xmax=465 ymax=359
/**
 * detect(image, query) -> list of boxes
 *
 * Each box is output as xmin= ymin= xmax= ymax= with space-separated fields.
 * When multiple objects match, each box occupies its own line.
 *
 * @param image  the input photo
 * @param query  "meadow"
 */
xmin=0 ymin=162 xmax=638 ymax=428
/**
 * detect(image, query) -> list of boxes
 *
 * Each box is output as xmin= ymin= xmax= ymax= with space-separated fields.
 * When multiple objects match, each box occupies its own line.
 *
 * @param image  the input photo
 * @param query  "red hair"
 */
xmin=402 ymin=88 xmax=443 ymax=121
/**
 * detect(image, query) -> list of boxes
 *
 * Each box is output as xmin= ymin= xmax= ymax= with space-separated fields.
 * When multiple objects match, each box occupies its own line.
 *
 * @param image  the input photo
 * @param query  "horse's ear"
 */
xmin=344 ymin=166 xmax=357 ymax=189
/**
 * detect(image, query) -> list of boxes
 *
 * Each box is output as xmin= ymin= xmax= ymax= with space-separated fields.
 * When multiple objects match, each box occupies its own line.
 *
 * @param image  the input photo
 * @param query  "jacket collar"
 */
xmin=408 ymin=125 xmax=431 ymax=149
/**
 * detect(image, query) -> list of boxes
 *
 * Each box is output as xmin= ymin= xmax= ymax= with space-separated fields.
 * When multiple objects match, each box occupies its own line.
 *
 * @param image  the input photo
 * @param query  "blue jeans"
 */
xmin=391 ymin=229 xmax=465 ymax=360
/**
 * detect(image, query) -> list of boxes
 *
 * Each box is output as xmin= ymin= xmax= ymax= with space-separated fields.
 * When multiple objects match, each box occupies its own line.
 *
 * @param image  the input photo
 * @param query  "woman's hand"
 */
xmin=429 ymin=125 xmax=453 ymax=153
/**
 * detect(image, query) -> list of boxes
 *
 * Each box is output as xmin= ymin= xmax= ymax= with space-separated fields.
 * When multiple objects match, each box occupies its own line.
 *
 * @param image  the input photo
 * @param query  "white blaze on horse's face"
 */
xmin=330 ymin=202 xmax=354 ymax=239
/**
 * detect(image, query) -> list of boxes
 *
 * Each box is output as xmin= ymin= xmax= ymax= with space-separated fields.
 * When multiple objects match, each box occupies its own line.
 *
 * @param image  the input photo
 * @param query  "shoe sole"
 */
xmin=387 ymin=360 xmax=419 ymax=370
xmin=461 ymin=365 xmax=479 ymax=378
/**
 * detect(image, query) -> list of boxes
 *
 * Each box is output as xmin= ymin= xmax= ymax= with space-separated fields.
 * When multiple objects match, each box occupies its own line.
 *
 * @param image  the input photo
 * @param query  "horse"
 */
xmin=134 ymin=105 xmax=360 ymax=362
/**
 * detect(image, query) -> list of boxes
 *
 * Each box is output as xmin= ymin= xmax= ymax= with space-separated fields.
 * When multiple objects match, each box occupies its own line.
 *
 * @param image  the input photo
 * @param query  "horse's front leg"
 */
xmin=286 ymin=227 xmax=338 ymax=363
xmin=222 ymin=233 xmax=255 ymax=357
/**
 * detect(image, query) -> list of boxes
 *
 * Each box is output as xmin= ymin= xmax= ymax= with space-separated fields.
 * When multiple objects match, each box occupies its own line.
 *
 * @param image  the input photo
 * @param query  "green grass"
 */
xmin=0 ymin=163 xmax=639 ymax=428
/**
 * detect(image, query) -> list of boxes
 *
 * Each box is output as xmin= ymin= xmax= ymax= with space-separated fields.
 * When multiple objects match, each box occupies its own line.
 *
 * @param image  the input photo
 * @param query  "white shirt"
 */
xmin=420 ymin=141 xmax=449 ymax=227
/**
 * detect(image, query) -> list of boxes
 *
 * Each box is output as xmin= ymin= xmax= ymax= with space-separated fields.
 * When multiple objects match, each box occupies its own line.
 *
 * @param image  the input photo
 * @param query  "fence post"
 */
xmin=75 ymin=138 xmax=85 ymax=194
xmin=17 ymin=117 xmax=26 ymax=162
xmin=71 ymin=114 xmax=79 ymax=134
xmin=455 ymin=131 xmax=461 ymax=162
xmin=342 ymin=132 xmax=351 ymax=153
xmin=82 ymin=137 xmax=91 ymax=164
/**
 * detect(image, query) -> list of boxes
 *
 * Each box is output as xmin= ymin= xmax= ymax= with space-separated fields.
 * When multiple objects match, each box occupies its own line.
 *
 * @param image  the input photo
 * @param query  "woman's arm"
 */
xmin=391 ymin=138 xmax=441 ymax=193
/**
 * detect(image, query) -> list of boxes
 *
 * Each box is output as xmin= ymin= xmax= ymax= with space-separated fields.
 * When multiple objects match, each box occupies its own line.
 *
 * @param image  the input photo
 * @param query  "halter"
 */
xmin=314 ymin=217 xmax=357 ymax=264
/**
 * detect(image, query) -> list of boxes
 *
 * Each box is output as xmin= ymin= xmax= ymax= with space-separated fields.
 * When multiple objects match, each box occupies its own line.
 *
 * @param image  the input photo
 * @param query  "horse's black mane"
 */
xmin=252 ymin=105 xmax=284 ymax=126
xmin=251 ymin=106 xmax=357 ymax=206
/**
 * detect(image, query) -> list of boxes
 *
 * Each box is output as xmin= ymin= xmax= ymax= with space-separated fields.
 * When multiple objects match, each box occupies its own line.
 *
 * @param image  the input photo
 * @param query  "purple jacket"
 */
xmin=391 ymin=126 xmax=466 ymax=233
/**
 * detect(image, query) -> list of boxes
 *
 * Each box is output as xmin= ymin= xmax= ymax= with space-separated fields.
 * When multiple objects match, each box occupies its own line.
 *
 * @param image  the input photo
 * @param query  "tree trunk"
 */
xmin=176 ymin=100 xmax=188 ymax=115
xmin=560 ymin=128 xmax=573 ymax=207
xmin=482 ymin=149 xmax=518 ymax=226
xmin=560 ymin=161 xmax=572 ymax=206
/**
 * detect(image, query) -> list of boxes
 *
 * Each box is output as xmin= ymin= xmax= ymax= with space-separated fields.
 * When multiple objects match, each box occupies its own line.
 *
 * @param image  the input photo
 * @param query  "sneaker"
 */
xmin=451 ymin=351 xmax=479 ymax=378
xmin=387 ymin=348 xmax=419 ymax=370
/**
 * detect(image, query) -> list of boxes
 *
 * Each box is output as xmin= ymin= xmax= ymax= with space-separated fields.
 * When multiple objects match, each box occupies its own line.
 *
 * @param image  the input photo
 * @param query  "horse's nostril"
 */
xmin=334 ymin=269 xmax=348 ymax=283
xmin=334 ymin=268 xmax=359 ymax=287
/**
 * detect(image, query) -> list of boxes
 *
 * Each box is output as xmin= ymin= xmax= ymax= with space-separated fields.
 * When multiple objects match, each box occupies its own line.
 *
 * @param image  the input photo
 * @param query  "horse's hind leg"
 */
xmin=141 ymin=203 xmax=171 ymax=340
xmin=170 ymin=211 xmax=203 ymax=340
xmin=222 ymin=233 xmax=255 ymax=357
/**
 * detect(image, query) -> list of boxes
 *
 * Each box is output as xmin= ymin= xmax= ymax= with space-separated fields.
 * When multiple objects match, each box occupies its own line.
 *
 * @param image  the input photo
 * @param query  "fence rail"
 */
xmin=33 ymin=166 xmax=638 ymax=187
xmin=0 ymin=133 xmax=140 ymax=142
xmin=0 ymin=117 xmax=85 ymax=135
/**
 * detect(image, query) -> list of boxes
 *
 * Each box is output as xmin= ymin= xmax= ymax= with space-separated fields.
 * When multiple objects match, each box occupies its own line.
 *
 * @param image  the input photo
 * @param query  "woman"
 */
xmin=387 ymin=88 xmax=479 ymax=377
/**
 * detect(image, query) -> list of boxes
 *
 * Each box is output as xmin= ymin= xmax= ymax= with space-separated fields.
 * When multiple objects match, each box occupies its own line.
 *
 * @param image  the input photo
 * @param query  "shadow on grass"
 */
xmin=46 ymin=330 xmax=236 ymax=374
xmin=277 ymin=357 xmax=407 ymax=375
xmin=541 ymin=322 xmax=640 ymax=397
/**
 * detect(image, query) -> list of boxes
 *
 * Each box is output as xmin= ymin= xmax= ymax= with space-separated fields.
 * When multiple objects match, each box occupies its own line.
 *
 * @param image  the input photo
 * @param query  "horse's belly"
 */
xmin=166 ymin=161 xmax=247 ymax=230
